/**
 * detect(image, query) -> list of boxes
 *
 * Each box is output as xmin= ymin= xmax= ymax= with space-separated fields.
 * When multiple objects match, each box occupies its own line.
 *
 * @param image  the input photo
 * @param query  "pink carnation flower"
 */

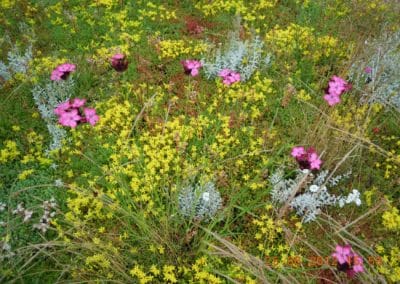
xmin=364 ymin=66 xmax=372 ymax=74
xmin=218 ymin=69 xmax=241 ymax=86
xmin=110 ymin=53 xmax=128 ymax=72
xmin=332 ymin=244 xmax=352 ymax=265
xmin=83 ymin=108 xmax=99 ymax=126
xmin=291 ymin=146 xmax=306 ymax=158
xmin=71 ymin=98 xmax=86 ymax=108
xmin=323 ymin=75 xmax=351 ymax=106
xmin=181 ymin=60 xmax=202 ymax=77
xmin=54 ymin=101 xmax=71 ymax=116
xmin=291 ymin=146 xmax=322 ymax=170
xmin=332 ymin=244 xmax=364 ymax=278
xmin=59 ymin=109 xmax=81 ymax=128
xmin=51 ymin=63 xmax=76 ymax=81
xmin=54 ymin=98 xmax=99 ymax=128
xmin=323 ymin=93 xmax=341 ymax=106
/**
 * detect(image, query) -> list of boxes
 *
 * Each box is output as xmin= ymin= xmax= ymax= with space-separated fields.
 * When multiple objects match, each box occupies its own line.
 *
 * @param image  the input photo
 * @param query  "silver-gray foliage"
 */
xmin=270 ymin=169 xmax=361 ymax=222
xmin=178 ymin=181 xmax=222 ymax=221
xmin=32 ymin=79 xmax=75 ymax=151
xmin=201 ymin=30 xmax=271 ymax=82
xmin=0 ymin=44 xmax=32 ymax=84
xmin=349 ymin=30 xmax=400 ymax=111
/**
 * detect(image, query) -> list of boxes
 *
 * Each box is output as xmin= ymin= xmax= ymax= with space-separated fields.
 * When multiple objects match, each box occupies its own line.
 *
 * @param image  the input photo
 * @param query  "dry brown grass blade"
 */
xmin=204 ymin=229 xmax=300 ymax=284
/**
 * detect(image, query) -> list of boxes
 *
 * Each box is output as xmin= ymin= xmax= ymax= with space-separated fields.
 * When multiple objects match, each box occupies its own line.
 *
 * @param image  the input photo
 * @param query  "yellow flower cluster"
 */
xmin=21 ymin=131 xmax=52 ymax=166
xmin=17 ymin=169 xmax=35 ymax=181
xmin=252 ymin=205 xmax=298 ymax=268
xmin=138 ymin=1 xmax=177 ymax=21
xmin=329 ymin=103 xmax=371 ymax=135
xmin=382 ymin=206 xmax=400 ymax=231
xmin=130 ymin=257 xmax=224 ymax=283
xmin=196 ymin=0 xmax=277 ymax=31
xmin=377 ymin=246 xmax=400 ymax=282
xmin=265 ymin=23 xmax=344 ymax=63
xmin=157 ymin=39 xmax=209 ymax=60
xmin=0 ymin=0 xmax=13 ymax=9
xmin=0 ymin=140 xmax=20 ymax=163
xmin=375 ymin=136 xmax=400 ymax=179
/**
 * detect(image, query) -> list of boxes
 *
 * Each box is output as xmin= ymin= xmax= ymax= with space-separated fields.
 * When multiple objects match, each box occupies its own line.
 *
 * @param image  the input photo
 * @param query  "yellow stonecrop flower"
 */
xmin=157 ymin=39 xmax=209 ymax=60
xmin=0 ymin=0 xmax=13 ymax=9
xmin=130 ymin=265 xmax=154 ymax=284
xmin=265 ymin=23 xmax=345 ymax=62
xmin=196 ymin=0 xmax=277 ymax=30
xmin=18 ymin=169 xmax=35 ymax=180
xmin=0 ymin=140 xmax=20 ymax=163
xmin=138 ymin=1 xmax=177 ymax=21
xmin=382 ymin=206 xmax=400 ymax=231
xmin=377 ymin=246 xmax=400 ymax=282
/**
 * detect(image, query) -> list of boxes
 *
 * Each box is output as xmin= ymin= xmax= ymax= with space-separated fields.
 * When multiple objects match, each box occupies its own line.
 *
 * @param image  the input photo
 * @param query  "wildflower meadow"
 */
xmin=1 ymin=1 xmax=400 ymax=283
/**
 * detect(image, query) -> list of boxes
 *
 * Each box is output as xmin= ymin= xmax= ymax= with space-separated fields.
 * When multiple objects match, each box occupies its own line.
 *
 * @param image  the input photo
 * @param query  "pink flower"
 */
xmin=54 ymin=99 xmax=99 ymax=128
xmin=309 ymin=153 xmax=322 ymax=170
xmin=54 ymin=101 xmax=71 ymax=116
xmin=110 ymin=53 xmax=128 ymax=72
xmin=71 ymin=98 xmax=86 ymax=108
xmin=332 ymin=244 xmax=352 ymax=265
xmin=323 ymin=75 xmax=351 ymax=106
xmin=291 ymin=146 xmax=305 ymax=158
xmin=292 ymin=146 xmax=322 ymax=170
xmin=51 ymin=63 xmax=76 ymax=81
xmin=59 ymin=109 xmax=81 ymax=128
xmin=364 ymin=66 xmax=372 ymax=74
xmin=328 ymin=80 xmax=346 ymax=96
xmin=323 ymin=93 xmax=341 ymax=106
xmin=218 ymin=69 xmax=241 ymax=86
xmin=332 ymin=244 xmax=364 ymax=278
xmin=181 ymin=60 xmax=202 ymax=77
xmin=83 ymin=108 xmax=99 ymax=126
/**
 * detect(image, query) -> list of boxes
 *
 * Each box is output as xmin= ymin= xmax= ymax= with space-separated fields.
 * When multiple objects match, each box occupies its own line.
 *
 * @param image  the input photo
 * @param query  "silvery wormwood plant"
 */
xmin=178 ymin=181 xmax=222 ymax=222
xmin=0 ymin=44 xmax=32 ymax=84
xmin=349 ymin=29 xmax=400 ymax=112
xmin=201 ymin=28 xmax=271 ymax=82
xmin=32 ymin=79 xmax=76 ymax=151
xmin=270 ymin=169 xmax=361 ymax=223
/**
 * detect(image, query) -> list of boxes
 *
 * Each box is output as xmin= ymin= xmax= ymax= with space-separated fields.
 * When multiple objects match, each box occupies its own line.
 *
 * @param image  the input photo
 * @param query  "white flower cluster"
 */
xmin=270 ymin=169 xmax=362 ymax=222
xmin=201 ymin=19 xmax=271 ymax=82
xmin=12 ymin=203 xmax=33 ymax=223
xmin=33 ymin=198 xmax=57 ymax=233
xmin=178 ymin=181 xmax=222 ymax=221
xmin=0 ymin=240 xmax=14 ymax=260
xmin=0 ymin=202 xmax=6 ymax=212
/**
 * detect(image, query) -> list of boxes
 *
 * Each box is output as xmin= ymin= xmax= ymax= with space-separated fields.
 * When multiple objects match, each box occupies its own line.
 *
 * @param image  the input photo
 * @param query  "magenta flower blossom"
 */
xmin=181 ymin=60 xmax=202 ymax=76
xmin=54 ymin=101 xmax=71 ymax=116
xmin=291 ymin=146 xmax=306 ymax=158
xmin=291 ymin=146 xmax=322 ymax=170
xmin=323 ymin=75 xmax=351 ymax=106
xmin=323 ymin=93 xmax=341 ymax=106
xmin=309 ymin=153 xmax=322 ymax=170
xmin=83 ymin=108 xmax=99 ymax=126
xmin=54 ymin=98 xmax=99 ymax=128
xmin=110 ymin=53 xmax=129 ymax=72
xmin=59 ymin=109 xmax=81 ymax=128
xmin=332 ymin=244 xmax=352 ymax=264
xmin=71 ymin=98 xmax=86 ymax=108
xmin=51 ymin=63 xmax=76 ymax=81
xmin=332 ymin=244 xmax=364 ymax=278
xmin=218 ymin=69 xmax=241 ymax=86
xmin=364 ymin=66 xmax=372 ymax=74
